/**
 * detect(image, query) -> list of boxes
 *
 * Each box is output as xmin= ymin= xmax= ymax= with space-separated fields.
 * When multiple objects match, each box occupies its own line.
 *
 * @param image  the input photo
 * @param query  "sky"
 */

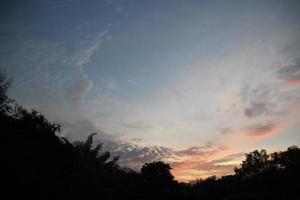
xmin=1 ymin=0 xmax=300 ymax=182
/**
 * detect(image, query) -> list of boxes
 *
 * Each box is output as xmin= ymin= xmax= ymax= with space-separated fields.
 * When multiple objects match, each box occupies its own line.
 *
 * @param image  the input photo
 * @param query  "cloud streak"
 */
xmin=242 ymin=122 xmax=290 ymax=139
xmin=171 ymin=146 xmax=240 ymax=182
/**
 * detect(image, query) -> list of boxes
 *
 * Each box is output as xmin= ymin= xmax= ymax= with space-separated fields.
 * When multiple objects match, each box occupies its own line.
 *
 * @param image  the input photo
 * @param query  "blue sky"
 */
xmin=1 ymin=0 xmax=300 ymax=181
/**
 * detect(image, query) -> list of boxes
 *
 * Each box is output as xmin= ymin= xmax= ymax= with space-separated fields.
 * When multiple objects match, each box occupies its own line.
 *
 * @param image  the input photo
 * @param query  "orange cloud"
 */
xmin=172 ymin=147 xmax=229 ymax=171
xmin=242 ymin=122 xmax=290 ymax=139
xmin=171 ymin=122 xmax=292 ymax=182
xmin=171 ymin=146 xmax=232 ymax=182
xmin=291 ymin=106 xmax=300 ymax=115
xmin=174 ymin=164 xmax=236 ymax=182
xmin=285 ymin=79 xmax=300 ymax=87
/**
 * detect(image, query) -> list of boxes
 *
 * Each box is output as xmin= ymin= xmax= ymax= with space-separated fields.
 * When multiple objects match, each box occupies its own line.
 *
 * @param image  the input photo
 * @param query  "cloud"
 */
xmin=103 ymin=78 xmax=119 ymax=91
xmin=171 ymin=146 xmax=229 ymax=170
xmin=277 ymin=57 xmax=300 ymax=86
xmin=57 ymin=124 xmax=228 ymax=180
xmin=242 ymin=122 xmax=290 ymax=138
xmin=219 ymin=127 xmax=234 ymax=135
xmin=69 ymin=31 xmax=111 ymax=67
xmin=276 ymin=36 xmax=300 ymax=86
xmin=111 ymin=144 xmax=175 ymax=170
xmin=172 ymin=152 xmax=245 ymax=182
xmin=0 ymin=0 xmax=127 ymax=138
xmin=58 ymin=116 xmax=158 ymax=163
xmin=94 ymin=140 xmax=231 ymax=180
xmin=2 ymin=0 xmax=300 ymax=183
xmin=176 ymin=146 xmax=207 ymax=157
xmin=114 ymin=143 xmax=238 ymax=182
xmin=122 ymin=123 xmax=153 ymax=130
xmin=291 ymin=106 xmax=300 ymax=115
xmin=61 ymin=118 xmax=115 ymax=142
xmin=66 ymin=75 xmax=93 ymax=105
xmin=240 ymin=84 xmax=277 ymax=118
xmin=211 ymin=152 xmax=245 ymax=164
xmin=107 ymin=142 xmax=220 ymax=172
xmin=175 ymin=142 xmax=215 ymax=157
xmin=244 ymin=102 xmax=274 ymax=118
xmin=171 ymin=146 xmax=236 ymax=182
xmin=219 ymin=121 xmax=291 ymax=140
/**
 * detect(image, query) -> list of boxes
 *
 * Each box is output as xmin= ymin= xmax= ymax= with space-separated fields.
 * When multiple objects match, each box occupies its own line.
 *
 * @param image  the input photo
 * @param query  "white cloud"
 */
xmin=70 ymin=31 xmax=111 ymax=67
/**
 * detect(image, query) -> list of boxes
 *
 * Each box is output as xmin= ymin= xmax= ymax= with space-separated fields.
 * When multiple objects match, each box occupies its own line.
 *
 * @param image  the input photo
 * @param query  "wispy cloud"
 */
xmin=122 ymin=123 xmax=153 ymax=130
xmin=171 ymin=146 xmax=236 ymax=182
xmin=242 ymin=122 xmax=290 ymax=139
xmin=69 ymin=32 xmax=111 ymax=67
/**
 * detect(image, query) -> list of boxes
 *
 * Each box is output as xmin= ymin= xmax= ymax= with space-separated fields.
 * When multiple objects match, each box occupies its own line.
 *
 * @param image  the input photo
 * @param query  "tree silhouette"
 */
xmin=140 ymin=161 xmax=180 ymax=199
xmin=73 ymin=133 xmax=119 ymax=170
xmin=0 ymin=69 xmax=13 ymax=115
xmin=141 ymin=161 xmax=174 ymax=183
xmin=234 ymin=149 xmax=269 ymax=177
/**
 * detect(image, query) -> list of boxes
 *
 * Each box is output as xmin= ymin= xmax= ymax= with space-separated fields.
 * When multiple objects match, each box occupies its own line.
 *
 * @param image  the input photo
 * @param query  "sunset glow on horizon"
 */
xmin=1 ymin=0 xmax=300 ymax=181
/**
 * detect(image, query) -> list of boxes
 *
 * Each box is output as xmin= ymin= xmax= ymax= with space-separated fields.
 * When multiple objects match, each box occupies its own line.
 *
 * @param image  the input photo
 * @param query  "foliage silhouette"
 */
xmin=234 ymin=149 xmax=269 ymax=177
xmin=141 ymin=161 xmax=174 ymax=183
xmin=0 ymin=69 xmax=13 ymax=114
xmin=1 ymin=71 xmax=299 ymax=200
xmin=140 ymin=161 xmax=180 ymax=199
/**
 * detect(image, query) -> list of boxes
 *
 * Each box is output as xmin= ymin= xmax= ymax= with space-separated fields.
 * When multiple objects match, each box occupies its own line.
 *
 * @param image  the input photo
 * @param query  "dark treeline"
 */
xmin=1 ymin=71 xmax=300 ymax=200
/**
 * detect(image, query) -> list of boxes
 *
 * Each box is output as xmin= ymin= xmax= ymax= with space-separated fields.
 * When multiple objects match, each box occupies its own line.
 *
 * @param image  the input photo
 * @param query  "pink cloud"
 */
xmin=291 ymin=105 xmax=300 ymax=115
xmin=285 ymin=79 xmax=300 ymax=87
xmin=242 ymin=122 xmax=290 ymax=139
xmin=171 ymin=146 xmax=232 ymax=182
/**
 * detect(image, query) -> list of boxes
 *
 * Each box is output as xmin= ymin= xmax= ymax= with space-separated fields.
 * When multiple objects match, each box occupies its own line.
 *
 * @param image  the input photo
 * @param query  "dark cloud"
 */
xmin=277 ymin=57 xmax=300 ymax=85
xmin=276 ymin=36 xmax=300 ymax=85
xmin=240 ymin=84 xmax=277 ymax=118
xmin=219 ymin=121 xmax=288 ymax=138
xmin=219 ymin=127 xmax=234 ymax=135
xmin=243 ymin=122 xmax=280 ymax=137
xmin=171 ymin=146 xmax=229 ymax=169
xmin=175 ymin=142 xmax=216 ymax=157
xmin=122 ymin=123 xmax=153 ymax=130
xmin=244 ymin=102 xmax=274 ymax=118
xmin=176 ymin=146 xmax=204 ymax=157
